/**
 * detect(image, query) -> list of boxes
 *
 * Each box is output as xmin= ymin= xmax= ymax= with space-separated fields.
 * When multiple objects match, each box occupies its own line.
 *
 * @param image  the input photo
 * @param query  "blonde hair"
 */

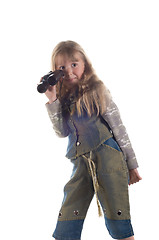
xmin=51 ymin=40 xmax=111 ymax=116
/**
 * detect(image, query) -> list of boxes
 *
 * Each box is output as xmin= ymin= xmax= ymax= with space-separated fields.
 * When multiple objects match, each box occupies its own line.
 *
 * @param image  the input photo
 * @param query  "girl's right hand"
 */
xmin=45 ymin=85 xmax=57 ymax=104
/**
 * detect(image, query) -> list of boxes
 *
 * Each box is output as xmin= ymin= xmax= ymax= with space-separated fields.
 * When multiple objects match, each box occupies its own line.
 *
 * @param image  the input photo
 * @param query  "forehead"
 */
xmin=55 ymin=52 xmax=83 ymax=66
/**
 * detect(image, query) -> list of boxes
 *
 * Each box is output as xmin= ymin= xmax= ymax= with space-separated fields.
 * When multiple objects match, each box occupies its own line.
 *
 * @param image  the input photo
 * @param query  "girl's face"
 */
xmin=55 ymin=52 xmax=85 ymax=85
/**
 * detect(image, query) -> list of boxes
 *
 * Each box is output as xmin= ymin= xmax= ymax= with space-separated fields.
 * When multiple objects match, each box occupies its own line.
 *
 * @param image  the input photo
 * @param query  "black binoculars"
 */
xmin=37 ymin=70 xmax=64 ymax=93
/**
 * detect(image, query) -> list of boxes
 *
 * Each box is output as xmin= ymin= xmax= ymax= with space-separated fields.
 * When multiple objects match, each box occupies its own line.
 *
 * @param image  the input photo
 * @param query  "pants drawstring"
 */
xmin=82 ymin=151 xmax=102 ymax=217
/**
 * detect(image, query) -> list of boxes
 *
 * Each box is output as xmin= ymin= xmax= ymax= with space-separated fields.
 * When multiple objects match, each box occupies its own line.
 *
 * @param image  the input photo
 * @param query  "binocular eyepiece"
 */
xmin=37 ymin=70 xmax=64 ymax=93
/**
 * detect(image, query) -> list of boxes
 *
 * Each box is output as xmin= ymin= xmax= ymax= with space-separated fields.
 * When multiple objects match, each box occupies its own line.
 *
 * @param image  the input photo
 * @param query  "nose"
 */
xmin=66 ymin=66 xmax=73 ymax=76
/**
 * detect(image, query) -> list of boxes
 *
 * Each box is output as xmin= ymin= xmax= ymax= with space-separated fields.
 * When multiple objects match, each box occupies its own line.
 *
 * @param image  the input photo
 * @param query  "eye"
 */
xmin=72 ymin=63 xmax=77 ymax=68
xmin=59 ymin=66 xmax=65 ymax=70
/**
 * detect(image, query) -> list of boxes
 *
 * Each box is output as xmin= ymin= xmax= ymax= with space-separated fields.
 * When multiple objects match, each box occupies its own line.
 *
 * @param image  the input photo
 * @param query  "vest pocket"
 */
xmin=102 ymin=137 xmax=121 ymax=152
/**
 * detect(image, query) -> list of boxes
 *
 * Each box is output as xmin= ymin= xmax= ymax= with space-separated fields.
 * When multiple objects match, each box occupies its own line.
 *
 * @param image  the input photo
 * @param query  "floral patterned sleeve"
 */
xmin=102 ymin=99 xmax=139 ymax=170
xmin=45 ymin=99 xmax=70 ymax=138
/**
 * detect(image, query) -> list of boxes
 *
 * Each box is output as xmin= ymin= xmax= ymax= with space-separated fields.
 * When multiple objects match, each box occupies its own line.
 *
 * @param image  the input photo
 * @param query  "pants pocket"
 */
xmin=97 ymin=140 xmax=128 ymax=174
xmin=103 ymin=137 xmax=121 ymax=152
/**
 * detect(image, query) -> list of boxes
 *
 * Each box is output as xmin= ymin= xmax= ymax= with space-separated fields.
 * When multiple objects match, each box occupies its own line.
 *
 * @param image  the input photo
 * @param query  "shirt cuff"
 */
xmin=45 ymin=99 xmax=61 ymax=113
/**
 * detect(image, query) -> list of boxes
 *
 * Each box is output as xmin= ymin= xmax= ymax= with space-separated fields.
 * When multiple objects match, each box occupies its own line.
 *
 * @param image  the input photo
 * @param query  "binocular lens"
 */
xmin=37 ymin=70 xmax=64 ymax=93
xmin=37 ymin=81 xmax=49 ymax=93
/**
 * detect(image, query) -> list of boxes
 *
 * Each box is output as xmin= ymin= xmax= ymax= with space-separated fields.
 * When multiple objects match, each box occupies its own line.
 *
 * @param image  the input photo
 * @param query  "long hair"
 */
xmin=51 ymin=40 xmax=111 ymax=116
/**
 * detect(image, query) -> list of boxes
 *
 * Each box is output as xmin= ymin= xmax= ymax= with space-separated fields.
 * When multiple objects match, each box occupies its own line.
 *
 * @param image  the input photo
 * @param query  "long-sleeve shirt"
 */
xmin=46 ymin=98 xmax=139 ymax=170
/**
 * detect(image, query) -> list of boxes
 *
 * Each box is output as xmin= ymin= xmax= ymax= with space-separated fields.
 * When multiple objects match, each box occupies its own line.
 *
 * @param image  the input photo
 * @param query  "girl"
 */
xmin=44 ymin=40 xmax=142 ymax=240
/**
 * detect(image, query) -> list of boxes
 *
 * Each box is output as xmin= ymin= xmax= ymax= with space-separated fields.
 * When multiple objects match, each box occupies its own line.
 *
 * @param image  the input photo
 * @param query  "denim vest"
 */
xmin=65 ymin=102 xmax=113 ymax=159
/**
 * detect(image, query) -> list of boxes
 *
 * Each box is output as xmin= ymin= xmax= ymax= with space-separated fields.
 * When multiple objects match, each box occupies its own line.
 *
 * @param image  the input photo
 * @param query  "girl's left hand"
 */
xmin=129 ymin=168 xmax=142 ymax=185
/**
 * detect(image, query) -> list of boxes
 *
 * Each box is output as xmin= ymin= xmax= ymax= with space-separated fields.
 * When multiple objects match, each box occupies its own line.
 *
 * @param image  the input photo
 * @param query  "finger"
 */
xmin=47 ymin=86 xmax=53 ymax=92
xmin=129 ymin=177 xmax=141 ymax=185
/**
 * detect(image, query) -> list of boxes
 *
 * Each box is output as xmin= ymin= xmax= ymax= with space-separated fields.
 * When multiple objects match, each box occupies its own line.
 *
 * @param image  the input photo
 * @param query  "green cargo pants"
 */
xmin=53 ymin=138 xmax=134 ymax=239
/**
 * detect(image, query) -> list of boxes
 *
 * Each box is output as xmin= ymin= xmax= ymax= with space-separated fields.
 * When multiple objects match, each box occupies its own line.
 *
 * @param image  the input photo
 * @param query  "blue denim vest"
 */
xmin=65 ymin=102 xmax=113 ymax=159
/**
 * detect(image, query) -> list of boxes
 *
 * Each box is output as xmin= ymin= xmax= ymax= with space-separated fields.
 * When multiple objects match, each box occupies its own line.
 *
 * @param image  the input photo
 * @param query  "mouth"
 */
xmin=67 ymin=77 xmax=77 ymax=83
xmin=69 ymin=78 xmax=76 ymax=81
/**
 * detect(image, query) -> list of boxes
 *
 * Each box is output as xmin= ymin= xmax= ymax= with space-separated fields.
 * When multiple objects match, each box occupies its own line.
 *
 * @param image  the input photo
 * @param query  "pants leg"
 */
xmin=94 ymin=138 xmax=134 ymax=239
xmin=53 ymin=155 xmax=94 ymax=240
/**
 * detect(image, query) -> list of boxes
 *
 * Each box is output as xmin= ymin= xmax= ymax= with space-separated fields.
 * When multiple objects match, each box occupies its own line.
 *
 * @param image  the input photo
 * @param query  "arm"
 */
xmin=102 ymin=99 xmax=139 ymax=170
xmin=46 ymin=99 xmax=70 ymax=138
xmin=44 ymin=85 xmax=70 ymax=138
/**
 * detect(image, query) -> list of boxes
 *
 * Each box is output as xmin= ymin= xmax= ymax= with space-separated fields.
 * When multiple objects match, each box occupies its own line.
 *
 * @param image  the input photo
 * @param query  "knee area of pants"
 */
xmin=104 ymin=217 xmax=134 ymax=239
xmin=53 ymin=219 xmax=84 ymax=240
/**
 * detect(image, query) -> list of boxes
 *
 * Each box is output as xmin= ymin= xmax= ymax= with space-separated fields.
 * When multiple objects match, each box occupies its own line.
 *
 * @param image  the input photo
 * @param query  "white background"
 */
xmin=0 ymin=0 xmax=159 ymax=239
